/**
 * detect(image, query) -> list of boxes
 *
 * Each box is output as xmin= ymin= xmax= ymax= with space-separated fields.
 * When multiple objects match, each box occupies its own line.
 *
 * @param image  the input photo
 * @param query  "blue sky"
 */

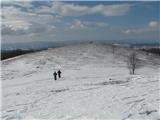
xmin=1 ymin=1 xmax=160 ymax=44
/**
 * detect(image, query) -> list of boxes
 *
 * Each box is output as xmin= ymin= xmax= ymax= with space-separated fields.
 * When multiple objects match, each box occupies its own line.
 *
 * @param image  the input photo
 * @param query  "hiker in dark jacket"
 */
xmin=57 ymin=70 xmax=61 ymax=78
xmin=53 ymin=72 xmax=57 ymax=80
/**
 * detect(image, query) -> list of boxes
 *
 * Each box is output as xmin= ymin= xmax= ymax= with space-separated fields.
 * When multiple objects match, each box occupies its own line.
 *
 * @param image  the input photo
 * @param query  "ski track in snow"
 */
xmin=1 ymin=44 xmax=160 ymax=120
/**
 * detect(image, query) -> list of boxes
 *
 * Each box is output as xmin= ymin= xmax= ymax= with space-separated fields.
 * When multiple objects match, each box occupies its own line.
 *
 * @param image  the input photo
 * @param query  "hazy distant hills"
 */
xmin=1 ymin=39 xmax=159 ymax=51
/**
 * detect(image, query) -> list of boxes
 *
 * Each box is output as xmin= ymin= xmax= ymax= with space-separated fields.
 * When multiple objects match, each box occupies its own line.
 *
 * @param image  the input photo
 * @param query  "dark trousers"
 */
xmin=54 ymin=76 xmax=57 ymax=80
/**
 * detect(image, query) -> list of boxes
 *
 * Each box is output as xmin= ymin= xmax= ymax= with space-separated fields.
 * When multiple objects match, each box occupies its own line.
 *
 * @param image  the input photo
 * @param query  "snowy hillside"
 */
xmin=1 ymin=44 xmax=160 ymax=120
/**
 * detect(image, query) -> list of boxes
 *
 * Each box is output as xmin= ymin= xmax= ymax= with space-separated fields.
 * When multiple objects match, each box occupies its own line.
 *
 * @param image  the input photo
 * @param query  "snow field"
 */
xmin=1 ymin=44 xmax=160 ymax=120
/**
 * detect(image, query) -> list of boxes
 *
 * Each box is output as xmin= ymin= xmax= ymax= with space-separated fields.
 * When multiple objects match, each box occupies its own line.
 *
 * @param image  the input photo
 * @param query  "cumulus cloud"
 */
xmin=91 ymin=4 xmax=131 ymax=16
xmin=123 ymin=20 xmax=160 ymax=35
xmin=2 ymin=23 xmax=56 ymax=35
xmin=123 ymin=29 xmax=131 ymax=34
xmin=95 ymin=22 xmax=109 ymax=27
xmin=2 ymin=0 xmax=32 ymax=1
xmin=83 ymin=21 xmax=109 ymax=28
xmin=2 ymin=1 xmax=157 ymax=42
xmin=1 ymin=5 xmax=57 ymax=35
xmin=37 ymin=2 xmax=131 ymax=17
xmin=3 ymin=20 xmax=32 ymax=31
xmin=69 ymin=20 xmax=109 ymax=30
xmin=2 ymin=1 xmax=33 ymax=8
xmin=148 ymin=21 xmax=160 ymax=30
xmin=70 ymin=20 xmax=86 ymax=30
xmin=2 ymin=6 xmax=56 ymax=24
xmin=1 ymin=1 xmax=131 ymax=36
xmin=123 ymin=28 xmax=145 ymax=34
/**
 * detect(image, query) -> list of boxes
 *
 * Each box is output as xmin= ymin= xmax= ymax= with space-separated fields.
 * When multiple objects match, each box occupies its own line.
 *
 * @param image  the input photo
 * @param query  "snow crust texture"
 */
xmin=1 ymin=44 xmax=160 ymax=120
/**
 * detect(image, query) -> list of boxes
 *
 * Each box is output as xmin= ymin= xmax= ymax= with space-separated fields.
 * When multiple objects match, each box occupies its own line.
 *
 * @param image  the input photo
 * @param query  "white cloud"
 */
xmin=123 ymin=29 xmax=131 ymax=34
xmin=3 ymin=20 xmax=32 ymax=31
xmin=123 ymin=28 xmax=147 ymax=35
xmin=1 ymin=1 xmax=131 ymax=36
xmin=37 ymin=2 xmax=131 ymax=17
xmin=70 ymin=20 xmax=86 ymax=30
xmin=95 ymin=22 xmax=108 ymax=27
xmin=148 ymin=21 xmax=160 ymax=29
xmin=2 ymin=22 xmax=56 ymax=35
xmin=1 ymin=5 xmax=57 ymax=35
xmin=2 ymin=1 xmax=158 ymax=43
xmin=36 ymin=2 xmax=90 ymax=16
xmin=2 ymin=0 xmax=32 ymax=2
xmin=91 ymin=4 xmax=131 ymax=16
xmin=2 ymin=6 xmax=55 ymax=24
xmin=123 ymin=20 xmax=160 ymax=35
xmin=2 ymin=1 xmax=33 ymax=8
xmin=2 ymin=6 xmax=32 ymax=31
xmin=70 ymin=20 xmax=109 ymax=30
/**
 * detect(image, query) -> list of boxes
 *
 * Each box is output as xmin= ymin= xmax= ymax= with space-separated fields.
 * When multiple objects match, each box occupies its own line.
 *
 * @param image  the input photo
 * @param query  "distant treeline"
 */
xmin=141 ymin=48 xmax=160 ymax=56
xmin=1 ymin=49 xmax=39 ymax=60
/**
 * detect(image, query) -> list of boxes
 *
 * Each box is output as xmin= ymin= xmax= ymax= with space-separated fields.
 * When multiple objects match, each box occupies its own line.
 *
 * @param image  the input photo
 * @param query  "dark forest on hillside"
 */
xmin=1 ymin=49 xmax=38 ymax=60
xmin=141 ymin=48 xmax=160 ymax=56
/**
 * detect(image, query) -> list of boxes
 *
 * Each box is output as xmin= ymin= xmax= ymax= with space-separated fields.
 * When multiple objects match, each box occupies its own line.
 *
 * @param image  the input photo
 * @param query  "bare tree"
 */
xmin=127 ymin=52 xmax=138 ymax=74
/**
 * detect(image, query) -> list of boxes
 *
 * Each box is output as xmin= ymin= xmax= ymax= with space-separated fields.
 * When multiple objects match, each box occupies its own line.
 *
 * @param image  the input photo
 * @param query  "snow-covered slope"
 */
xmin=1 ymin=44 xmax=160 ymax=120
